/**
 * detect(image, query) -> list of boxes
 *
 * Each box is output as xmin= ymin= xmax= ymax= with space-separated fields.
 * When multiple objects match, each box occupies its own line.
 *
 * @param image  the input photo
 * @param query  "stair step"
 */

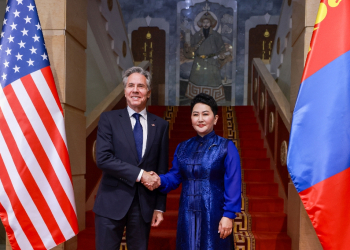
xmin=148 ymin=229 xmax=177 ymax=250
xmin=253 ymin=232 xmax=291 ymax=250
xmin=166 ymin=194 xmax=180 ymax=210
xmin=236 ymin=117 xmax=257 ymax=124
xmin=243 ymin=169 xmax=274 ymax=182
xmin=245 ymin=182 xmax=278 ymax=196
xmin=241 ymin=148 xmax=266 ymax=158
xmin=239 ymin=131 xmax=261 ymax=139
xmin=237 ymin=124 xmax=259 ymax=131
xmin=240 ymin=139 xmax=264 ymax=148
xmin=77 ymin=227 xmax=95 ymax=249
xmin=247 ymin=197 xmax=284 ymax=212
xmin=251 ymin=212 xmax=287 ymax=232
xmin=235 ymin=114 xmax=256 ymax=120
xmin=241 ymin=158 xmax=270 ymax=169
xmin=157 ymin=211 xmax=178 ymax=229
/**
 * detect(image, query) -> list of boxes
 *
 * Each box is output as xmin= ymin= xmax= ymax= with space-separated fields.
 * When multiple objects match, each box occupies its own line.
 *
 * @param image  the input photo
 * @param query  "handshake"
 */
xmin=141 ymin=171 xmax=161 ymax=191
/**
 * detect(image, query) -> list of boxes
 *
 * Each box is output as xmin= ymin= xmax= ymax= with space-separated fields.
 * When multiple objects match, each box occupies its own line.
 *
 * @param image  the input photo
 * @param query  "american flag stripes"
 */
xmin=0 ymin=0 xmax=79 ymax=250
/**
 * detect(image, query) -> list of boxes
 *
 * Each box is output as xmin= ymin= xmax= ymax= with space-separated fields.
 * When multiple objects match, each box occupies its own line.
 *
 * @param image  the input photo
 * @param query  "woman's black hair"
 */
xmin=190 ymin=93 xmax=218 ymax=116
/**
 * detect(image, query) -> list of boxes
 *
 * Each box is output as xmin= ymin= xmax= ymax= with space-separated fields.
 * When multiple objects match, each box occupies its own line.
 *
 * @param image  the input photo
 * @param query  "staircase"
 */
xmin=235 ymin=106 xmax=291 ymax=250
xmin=77 ymin=105 xmax=291 ymax=250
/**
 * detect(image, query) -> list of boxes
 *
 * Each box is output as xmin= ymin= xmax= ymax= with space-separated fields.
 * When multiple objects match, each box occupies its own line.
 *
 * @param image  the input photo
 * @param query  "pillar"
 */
xmin=289 ymin=0 xmax=323 ymax=249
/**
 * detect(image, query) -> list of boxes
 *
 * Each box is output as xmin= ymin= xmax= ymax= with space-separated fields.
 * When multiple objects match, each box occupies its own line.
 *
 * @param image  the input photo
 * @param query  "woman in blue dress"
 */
xmin=158 ymin=93 xmax=241 ymax=249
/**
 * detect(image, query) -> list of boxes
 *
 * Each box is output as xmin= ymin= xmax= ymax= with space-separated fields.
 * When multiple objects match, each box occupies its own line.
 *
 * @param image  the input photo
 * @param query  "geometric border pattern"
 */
xmin=223 ymin=107 xmax=255 ymax=250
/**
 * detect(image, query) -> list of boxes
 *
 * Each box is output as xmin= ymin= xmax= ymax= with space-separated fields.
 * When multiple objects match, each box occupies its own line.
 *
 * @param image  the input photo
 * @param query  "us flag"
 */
xmin=0 ymin=0 xmax=79 ymax=250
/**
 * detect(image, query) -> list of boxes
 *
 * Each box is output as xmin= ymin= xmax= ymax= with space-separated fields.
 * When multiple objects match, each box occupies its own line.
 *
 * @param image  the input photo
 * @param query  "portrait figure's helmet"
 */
xmin=197 ymin=12 xmax=217 ymax=28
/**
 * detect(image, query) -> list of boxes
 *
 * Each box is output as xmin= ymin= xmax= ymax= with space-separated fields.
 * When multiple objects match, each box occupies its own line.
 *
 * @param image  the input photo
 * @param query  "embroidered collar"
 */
xmin=196 ymin=130 xmax=216 ymax=143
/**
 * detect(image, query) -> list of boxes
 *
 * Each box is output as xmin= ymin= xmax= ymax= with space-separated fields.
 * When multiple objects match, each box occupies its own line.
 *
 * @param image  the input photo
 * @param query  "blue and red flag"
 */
xmin=287 ymin=0 xmax=350 ymax=249
xmin=0 ymin=0 xmax=79 ymax=249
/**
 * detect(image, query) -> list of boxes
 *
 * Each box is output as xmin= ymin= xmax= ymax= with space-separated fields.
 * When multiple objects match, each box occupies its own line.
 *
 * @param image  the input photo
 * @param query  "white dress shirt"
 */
xmin=127 ymin=106 xmax=163 ymax=213
xmin=127 ymin=106 xmax=147 ymax=182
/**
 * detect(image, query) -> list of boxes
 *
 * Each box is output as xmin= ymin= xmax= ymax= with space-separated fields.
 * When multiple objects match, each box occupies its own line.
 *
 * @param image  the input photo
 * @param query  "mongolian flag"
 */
xmin=0 ymin=0 xmax=79 ymax=249
xmin=287 ymin=0 xmax=350 ymax=249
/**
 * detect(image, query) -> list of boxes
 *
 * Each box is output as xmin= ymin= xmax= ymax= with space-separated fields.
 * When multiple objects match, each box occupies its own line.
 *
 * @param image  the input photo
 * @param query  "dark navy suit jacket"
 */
xmin=93 ymin=108 xmax=169 ymax=223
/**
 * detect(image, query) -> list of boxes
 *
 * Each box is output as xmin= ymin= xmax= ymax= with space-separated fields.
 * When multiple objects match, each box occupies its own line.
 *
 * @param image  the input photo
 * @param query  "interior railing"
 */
xmin=251 ymin=58 xmax=291 ymax=199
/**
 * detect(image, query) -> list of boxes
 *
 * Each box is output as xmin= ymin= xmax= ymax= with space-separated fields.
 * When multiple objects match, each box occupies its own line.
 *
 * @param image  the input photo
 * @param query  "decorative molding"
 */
xmin=260 ymin=92 xmax=265 ymax=110
xmin=252 ymin=58 xmax=291 ymax=130
xmin=177 ymin=0 xmax=237 ymax=13
xmin=92 ymin=140 xmax=97 ymax=163
xmin=243 ymin=14 xmax=279 ymax=105
xmin=280 ymin=140 xmax=288 ymax=166
xmin=128 ymin=17 xmax=170 ymax=104
xmin=145 ymin=15 xmax=152 ymax=26
xmin=98 ymin=0 xmax=134 ymax=70
xmin=254 ymin=78 xmax=258 ymax=93
xmin=269 ymin=112 xmax=274 ymax=133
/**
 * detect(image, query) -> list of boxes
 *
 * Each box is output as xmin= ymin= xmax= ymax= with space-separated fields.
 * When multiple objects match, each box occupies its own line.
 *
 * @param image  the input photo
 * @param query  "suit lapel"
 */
xmin=119 ymin=108 xmax=139 ymax=162
xmin=140 ymin=112 xmax=157 ymax=164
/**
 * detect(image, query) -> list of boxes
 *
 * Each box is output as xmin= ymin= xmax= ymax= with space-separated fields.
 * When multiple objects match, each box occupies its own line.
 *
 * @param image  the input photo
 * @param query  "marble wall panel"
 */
xmin=65 ymin=107 xmax=86 ymax=176
xmin=290 ymin=27 xmax=313 ymax=111
xmin=72 ymin=175 xmax=86 ymax=232
xmin=66 ymin=0 xmax=87 ymax=48
xmin=36 ymin=0 xmax=65 ymax=30
xmin=291 ymin=0 xmax=319 ymax=46
xmin=299 ymin=203 xmax=323 ymax=250
xmin=43 ymin=33 xmax=66 ymax=105
xmin=66 ymin=33 xmax=87 ymax=111
xmin=287 ymin=182 xmax=300 ymax=250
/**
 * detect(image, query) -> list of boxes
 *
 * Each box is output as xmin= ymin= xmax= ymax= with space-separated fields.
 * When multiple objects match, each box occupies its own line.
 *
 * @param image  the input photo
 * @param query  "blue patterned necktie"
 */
xmin=132 ymin=113 xmax=143 ymax=161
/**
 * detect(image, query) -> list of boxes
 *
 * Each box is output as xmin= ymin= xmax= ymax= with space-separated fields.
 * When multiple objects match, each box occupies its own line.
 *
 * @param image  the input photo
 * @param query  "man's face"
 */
xmin=124 ymin=73 xmax=151 ymax=112
xmin=202 ymin=19 xmax=211 ymax=29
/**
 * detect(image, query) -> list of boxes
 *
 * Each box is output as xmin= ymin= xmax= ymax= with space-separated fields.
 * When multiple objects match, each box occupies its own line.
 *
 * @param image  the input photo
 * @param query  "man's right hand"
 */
xmin=141 ymin=171 xmax=160 ymax=191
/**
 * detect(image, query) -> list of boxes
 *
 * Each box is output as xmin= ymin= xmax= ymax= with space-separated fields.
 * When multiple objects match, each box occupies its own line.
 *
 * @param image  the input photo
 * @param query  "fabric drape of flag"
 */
xmin=0 ymin=0 xmax=79 ymax=249
xmin=287 ymin=0 xmax=350 ymax=249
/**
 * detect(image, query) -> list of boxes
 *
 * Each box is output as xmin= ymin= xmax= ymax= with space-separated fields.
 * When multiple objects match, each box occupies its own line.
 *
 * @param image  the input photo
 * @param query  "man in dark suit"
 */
xmin=93 ymin=66 xmax=168 ymax=250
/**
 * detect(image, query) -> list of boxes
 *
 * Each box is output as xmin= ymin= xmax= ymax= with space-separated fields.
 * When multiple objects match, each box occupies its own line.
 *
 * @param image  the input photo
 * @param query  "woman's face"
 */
xmin=191 ymin=103 xmax=219 ymax=137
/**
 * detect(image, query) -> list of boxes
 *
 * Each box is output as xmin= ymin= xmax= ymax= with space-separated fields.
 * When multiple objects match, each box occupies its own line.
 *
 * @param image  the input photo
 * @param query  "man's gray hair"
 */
xmin=122 ymin=67 xmax=152 ymax=90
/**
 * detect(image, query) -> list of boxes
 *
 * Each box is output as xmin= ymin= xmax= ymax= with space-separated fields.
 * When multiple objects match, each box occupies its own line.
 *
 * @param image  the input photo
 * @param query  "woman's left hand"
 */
xmin=218 ymin=217 xmax=233 ymax=239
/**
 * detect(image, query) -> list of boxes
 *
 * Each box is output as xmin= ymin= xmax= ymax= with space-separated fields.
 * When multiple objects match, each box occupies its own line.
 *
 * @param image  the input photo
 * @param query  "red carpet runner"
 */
xmin=235 ymin=106 xmax=291 ymax=250
xmin=78 ymin=106 xmax=291 ymax=250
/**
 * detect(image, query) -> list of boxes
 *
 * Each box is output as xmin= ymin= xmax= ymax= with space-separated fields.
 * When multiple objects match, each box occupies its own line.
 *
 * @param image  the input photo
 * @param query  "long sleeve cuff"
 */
xmin=136 ymin=169 xmax=144 ymax=182
xmin=223 ymin=211 xmax=237 ymax=219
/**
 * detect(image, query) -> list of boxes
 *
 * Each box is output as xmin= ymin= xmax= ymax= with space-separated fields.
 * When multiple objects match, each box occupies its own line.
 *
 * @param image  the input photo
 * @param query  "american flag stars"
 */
xmin=15 ymin=52 xmax=22 ymax=60
xmin=18 ymin=40 xmax=25 ymax=48
xmin=21 ymin=28 xmax=28 ymax=36
xmin=0 ymin=0 xmax=50 ymax=88
xmin=13 ymin=10 xmax=20 ymax=18
xmin=27 ymin=58 xmax=34 ymax=66
xmin=0 ymin=1 xmax=79 ymax=248
xmin=24 ymin=15 xmax=31 ymax=23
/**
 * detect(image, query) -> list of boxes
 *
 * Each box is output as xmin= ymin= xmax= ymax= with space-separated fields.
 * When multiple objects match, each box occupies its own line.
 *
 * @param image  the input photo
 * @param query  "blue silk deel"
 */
xmin=159 ymin=131 xmax=241 ymax=250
